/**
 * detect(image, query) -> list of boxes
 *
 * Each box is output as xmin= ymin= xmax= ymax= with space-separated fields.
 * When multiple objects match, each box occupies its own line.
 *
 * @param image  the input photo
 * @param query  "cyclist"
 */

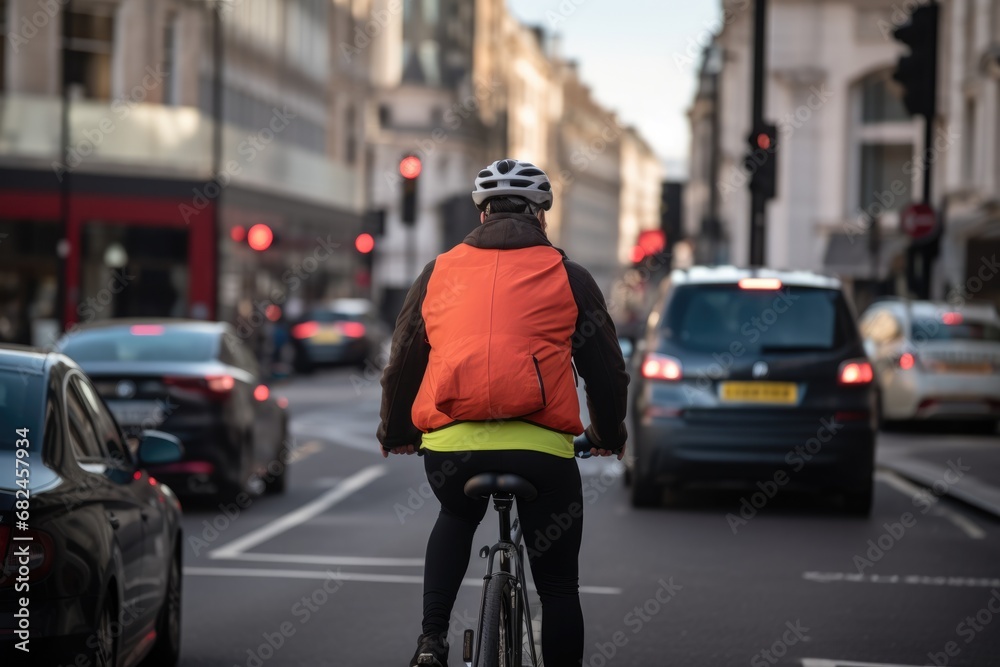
xmin=377 ymin=158 xmax=629 ymax=667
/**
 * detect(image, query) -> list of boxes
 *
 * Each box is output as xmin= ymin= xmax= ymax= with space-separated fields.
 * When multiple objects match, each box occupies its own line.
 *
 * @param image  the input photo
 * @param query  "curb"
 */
xmin=880 ymin=458 xmax=1000 ymax=519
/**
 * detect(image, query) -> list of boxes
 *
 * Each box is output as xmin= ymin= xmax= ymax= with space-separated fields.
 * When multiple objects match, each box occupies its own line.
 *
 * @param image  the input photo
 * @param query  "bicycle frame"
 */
xmin=472 ymin=492 xmax=539 ymax=667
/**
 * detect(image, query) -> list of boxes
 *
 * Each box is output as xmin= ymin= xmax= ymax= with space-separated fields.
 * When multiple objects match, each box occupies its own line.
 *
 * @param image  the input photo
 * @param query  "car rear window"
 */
xmin=307 ymin=311 xmax=356 ymax=323
xmin=0 ymin=369 xmax=44 ymax=451
xmin=662 ymin=284 xmax=849 ymax=353
xmin=912 ymin=318 xmax=1000 ymax=342
xmin=59 ymin=328 xmax=218 ymax=363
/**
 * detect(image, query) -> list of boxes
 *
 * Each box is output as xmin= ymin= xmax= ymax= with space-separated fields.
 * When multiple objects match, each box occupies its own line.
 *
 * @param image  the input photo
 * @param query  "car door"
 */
xmin=76 ymin=373 xmax=167 ymax=637
xmin=66 ymin=373 xmax=152 ymax=653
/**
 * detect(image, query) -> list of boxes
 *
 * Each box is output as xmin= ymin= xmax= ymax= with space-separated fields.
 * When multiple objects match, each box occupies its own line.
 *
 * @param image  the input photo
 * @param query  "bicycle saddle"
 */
xmin=464 ymin=473 xmax=538 ymax=501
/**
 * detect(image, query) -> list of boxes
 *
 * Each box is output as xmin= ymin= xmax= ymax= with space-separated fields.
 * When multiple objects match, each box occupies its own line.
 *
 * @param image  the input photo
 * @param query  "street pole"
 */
xmin=211 ymin=0 xmax=223 ymax=320
xmin=748 ymin=0 xmax=767 ymax=267
xmin=57 ymin=0 xmax=74 ymax=333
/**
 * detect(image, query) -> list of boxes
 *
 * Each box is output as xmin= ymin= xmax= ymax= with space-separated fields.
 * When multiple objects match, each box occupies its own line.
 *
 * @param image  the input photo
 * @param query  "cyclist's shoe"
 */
xmin=409 ymin=631 xmax=449 ymax=667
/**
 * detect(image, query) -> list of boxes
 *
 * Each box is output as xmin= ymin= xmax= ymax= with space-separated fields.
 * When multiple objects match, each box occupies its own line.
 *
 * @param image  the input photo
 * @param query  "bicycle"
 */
xmin=459 ymin=433 xmax=603 ymax=667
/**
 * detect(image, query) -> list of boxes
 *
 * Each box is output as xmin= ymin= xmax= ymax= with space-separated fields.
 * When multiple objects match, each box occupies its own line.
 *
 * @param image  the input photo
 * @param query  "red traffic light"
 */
xmin=399 ymin=155 xmax=422 ymax=180
xmin=355 ymin=233 xmax=375 ymax=253
xmin=755 ymin=133 xmax=771 ymax=150
xmin=247 ymin=224 xmax=274 ymax=251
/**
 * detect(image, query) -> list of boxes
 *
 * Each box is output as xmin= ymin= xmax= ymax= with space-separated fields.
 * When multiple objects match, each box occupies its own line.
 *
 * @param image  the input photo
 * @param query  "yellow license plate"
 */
xmin=313 ymin=329 xmax=342 ymax=344
xmin=932 ymin=362 xmax=993 ymax=374
xmin=719 ymin=382 xmax=798 ymax=404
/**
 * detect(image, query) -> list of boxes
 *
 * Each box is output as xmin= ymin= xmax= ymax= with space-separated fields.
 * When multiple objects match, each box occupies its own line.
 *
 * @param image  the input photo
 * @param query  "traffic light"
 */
xmin=892 ymin=3 xmax=939 ymax=118
xmin=355 ymin=233 xmax=375 ymax=287
xmin=745 ymin=123 xmax=777 ymax=200
xmin=247 ymin=224 xmax=274 ymax=251
xmin=399 ymin=155 xmax=421 ymax=226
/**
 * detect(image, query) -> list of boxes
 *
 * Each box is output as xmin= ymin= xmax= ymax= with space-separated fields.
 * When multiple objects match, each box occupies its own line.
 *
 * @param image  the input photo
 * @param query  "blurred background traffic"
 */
xmin=2 ymin=0 xmax=1000 ymax=665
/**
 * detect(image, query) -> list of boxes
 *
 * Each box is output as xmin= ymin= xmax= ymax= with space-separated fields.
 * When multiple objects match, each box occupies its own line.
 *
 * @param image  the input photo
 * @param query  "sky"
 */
xmin=505 ymin=0 xmax=721 ymax=179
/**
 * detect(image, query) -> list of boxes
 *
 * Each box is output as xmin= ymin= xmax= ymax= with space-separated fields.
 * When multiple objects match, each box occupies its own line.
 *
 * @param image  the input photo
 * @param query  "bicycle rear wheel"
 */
xmin=476 ymin=576 xmax=520 ymax=667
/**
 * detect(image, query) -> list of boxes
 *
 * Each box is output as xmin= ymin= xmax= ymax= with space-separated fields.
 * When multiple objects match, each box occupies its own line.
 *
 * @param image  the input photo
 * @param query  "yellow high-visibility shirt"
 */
xmin=420 ymin=420 xmax=574 ymax=459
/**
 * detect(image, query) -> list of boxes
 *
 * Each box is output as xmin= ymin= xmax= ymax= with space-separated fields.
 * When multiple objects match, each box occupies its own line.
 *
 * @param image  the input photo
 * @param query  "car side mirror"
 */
xmin=138 ymin=430 xmax=184 ymax=465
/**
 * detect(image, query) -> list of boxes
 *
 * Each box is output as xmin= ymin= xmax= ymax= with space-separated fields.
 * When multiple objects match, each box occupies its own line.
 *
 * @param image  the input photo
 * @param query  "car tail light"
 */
xmin=0 ymin=528 xmax=55 ymax=586
xmin=130 ymin=324 xmax=165 ymax=336
xmin=336 ymin=321 xmax=366 ymax=338
xmin=941 ymin=312 xmax=963 ymax=325
xmin=277 ymin=396 xmax=289 ymax=409
xmin=898 ymin=352 xmax=916 ymax=370
xmin=164 ymin=375 xmax=235 ymax=399
xmin=839 ymin=359 xmax=874 ymax=384
xmin=738 ymin=278 xmax=782 ymax=290
xmin=254 ymin=384 xmax=270 ymax=401
xmin=291 ymin=321 xmax=319 ymax=339
xmin=642 ymin=353 xmax=682 ymax=381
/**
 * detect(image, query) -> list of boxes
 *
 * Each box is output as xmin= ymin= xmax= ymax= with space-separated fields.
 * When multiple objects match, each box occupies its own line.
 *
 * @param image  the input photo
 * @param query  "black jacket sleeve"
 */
xmin=563 ymin=260 xmax=629 ymax=450
xmin=376 ymin=260 xmax=435 ymax=450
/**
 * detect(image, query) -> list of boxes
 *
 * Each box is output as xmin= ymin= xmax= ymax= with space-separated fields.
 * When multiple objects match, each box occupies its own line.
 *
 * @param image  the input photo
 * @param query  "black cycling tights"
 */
xmin=422 ymin=449 xmax=584 ymax=667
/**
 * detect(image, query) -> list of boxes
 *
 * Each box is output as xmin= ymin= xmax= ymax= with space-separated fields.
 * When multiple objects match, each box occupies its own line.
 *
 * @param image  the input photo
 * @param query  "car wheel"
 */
xmin=142 ymin=548 xmax=182 ymax=666
xmin=265 ymin=447 xmax=288 ymax=495
xmin=844 ymin=483 xmax=873 ymax=517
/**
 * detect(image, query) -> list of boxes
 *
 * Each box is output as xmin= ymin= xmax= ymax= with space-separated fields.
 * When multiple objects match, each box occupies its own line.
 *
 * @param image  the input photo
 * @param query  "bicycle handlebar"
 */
xmin=573 ymin=432 xmax=623 ymax=458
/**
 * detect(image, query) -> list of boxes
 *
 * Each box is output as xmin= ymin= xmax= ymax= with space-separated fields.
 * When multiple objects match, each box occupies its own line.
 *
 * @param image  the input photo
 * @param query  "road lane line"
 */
xmin=876 ymin=470 xmax=986 ymax=539
xmin=217 ymin=552 xmax=425 ymax=567
xmin=802 ymin=660 xmax=926 ymax=667
xmin=209 ymin=464 xmax=387 ymax=559
xmin=803 ymin=571 xmax=1000 ymax=587
xmin=183 ymin=566 xmax=622 ymax=595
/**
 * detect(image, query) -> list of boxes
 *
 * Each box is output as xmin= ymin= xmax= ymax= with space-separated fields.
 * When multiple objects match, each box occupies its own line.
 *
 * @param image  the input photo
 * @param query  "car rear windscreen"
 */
xmin=0 ymin=370 xmax=44 ymax=451
xmin=59 ymin=328 xmax=218 ymax=363
xmin=663 ymin=284 xmax=848 ymax=353
xmin=911 ymin=318 xmax=1000 ymax=342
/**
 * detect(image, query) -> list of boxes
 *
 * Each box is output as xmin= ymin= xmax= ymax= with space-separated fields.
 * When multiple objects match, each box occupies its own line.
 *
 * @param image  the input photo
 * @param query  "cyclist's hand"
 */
xmin=591 ymin=442 xmax=626 ymax=461
xmin=381 ymin=444 xmax=418 ymax=458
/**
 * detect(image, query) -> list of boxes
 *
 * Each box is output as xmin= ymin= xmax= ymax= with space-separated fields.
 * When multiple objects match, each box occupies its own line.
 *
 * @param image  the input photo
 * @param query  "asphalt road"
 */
xmin=175 ymin=367 xmax=1000 ymax=666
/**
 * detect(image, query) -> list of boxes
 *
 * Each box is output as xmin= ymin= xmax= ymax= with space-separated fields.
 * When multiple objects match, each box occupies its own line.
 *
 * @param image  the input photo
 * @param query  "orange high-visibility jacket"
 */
xmin=377 ymin=213 xmax=628 ymax=449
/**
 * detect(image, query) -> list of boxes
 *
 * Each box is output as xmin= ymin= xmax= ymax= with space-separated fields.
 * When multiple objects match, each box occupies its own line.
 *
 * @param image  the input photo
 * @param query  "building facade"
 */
xmin=685 ymin=0 xmax=1000 ymax=311
xmin=0 ymin=0 xmax=364 ymax=346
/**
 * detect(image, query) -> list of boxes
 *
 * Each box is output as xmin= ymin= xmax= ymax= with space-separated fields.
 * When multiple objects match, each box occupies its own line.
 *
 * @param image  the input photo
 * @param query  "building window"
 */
xmin=345 ymin=105 xmax=357 ymax=164
xmin=963 ymin=97 xmax=977 ymax=184
xmin=860 ymin=73 xmax=908 ymax=123
xmin=163 ymin=12 xmax=177 ymax=105
xmin=66 ymin=7 xmax=115 ymax=100
xmin=851 ymin=70 xmax=915 ymax=216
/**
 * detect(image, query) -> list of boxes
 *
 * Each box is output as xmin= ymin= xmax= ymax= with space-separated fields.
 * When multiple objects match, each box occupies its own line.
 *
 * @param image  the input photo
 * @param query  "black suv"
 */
xmin=627 ymin=267 xmax=876 ymax=514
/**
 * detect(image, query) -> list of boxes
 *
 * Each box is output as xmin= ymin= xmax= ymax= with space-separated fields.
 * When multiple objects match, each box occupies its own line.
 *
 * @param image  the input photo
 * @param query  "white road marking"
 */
xmin=215 ymin=552 xmax=425 ymax=567
xmin=876 ymin=470 xmax=986 ymax=540
xmin=803 ymin=571 xmax=1000 ymax=588
xmin=285 ymin=440 xmax=323 ymax=464
xmin=209 ymin=464 xmax=387 ymax=559
xmin=183 ymin=566 xmax=622 ymax=595
xmin=802 ymin=660 xmax=927 ymax=667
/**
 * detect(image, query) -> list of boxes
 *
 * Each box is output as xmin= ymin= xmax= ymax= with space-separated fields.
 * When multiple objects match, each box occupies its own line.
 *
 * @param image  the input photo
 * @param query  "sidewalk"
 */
xmin=878 ymin=431 xmax=1000 ymax=518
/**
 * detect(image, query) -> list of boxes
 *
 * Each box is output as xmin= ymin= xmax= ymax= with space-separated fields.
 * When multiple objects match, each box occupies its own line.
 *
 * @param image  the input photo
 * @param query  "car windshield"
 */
xmin=911 ymin=318 xmax=1000 ymax=342
xmin=0 ymin=369 xmax=44 ymax=451
xmin=663 ymin=284 xmax=845 ymax=353
xmin=60 ymin=328 xmax=218 ymax=363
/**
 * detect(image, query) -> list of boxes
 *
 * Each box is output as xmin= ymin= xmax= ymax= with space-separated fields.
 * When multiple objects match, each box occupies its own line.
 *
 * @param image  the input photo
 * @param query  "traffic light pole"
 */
xmin=748 ymin=0 xmax=768 ymax=267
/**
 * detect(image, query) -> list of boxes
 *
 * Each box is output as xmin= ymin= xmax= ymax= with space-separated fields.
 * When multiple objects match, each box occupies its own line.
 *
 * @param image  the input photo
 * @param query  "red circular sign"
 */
xmin=900 ymin=203 xmax=936 ymax=239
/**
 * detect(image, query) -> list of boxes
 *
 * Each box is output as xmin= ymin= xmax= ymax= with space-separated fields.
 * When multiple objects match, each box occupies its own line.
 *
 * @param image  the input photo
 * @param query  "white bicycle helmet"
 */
xmin=471 ymin=158 xmax=553 ymax=211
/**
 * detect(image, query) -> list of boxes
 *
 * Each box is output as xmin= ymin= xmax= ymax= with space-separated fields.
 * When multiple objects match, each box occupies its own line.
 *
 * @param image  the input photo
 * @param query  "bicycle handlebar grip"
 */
xmin=573 ymin=433 xmax=594 ymax=458
xmin=574 ymin=431 xmax=623 ymax=458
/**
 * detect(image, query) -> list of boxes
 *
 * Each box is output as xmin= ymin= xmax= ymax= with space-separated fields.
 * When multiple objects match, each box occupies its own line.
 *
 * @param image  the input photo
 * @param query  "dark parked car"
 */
xmin=56 ymin=320 xmax=289 ymax=498
xmin=627 ymin=267 xmax=876 ymax=514
xmin=0 ymin=346 xmax=183 ymax=665
xmin=289 ymin=298 xmax=388 ymax=372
